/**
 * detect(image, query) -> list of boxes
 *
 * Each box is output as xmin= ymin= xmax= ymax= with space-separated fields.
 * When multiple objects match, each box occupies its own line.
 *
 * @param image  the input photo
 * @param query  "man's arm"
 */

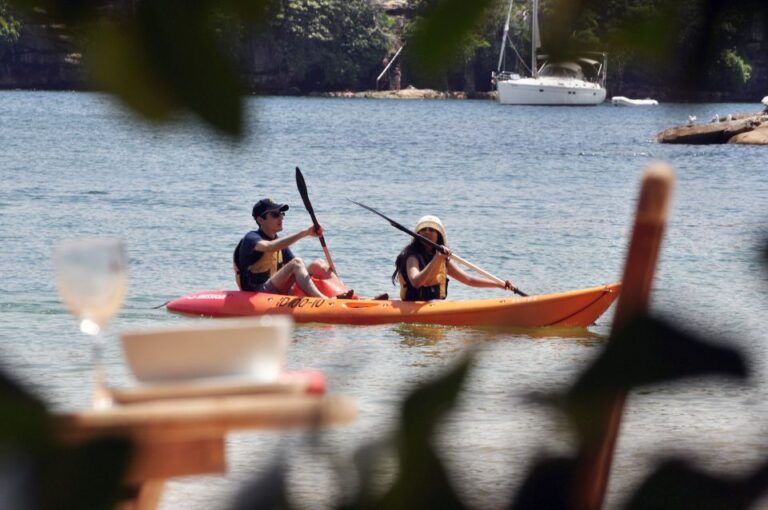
xmin=253 ymin=225 xmax=321 ymax=252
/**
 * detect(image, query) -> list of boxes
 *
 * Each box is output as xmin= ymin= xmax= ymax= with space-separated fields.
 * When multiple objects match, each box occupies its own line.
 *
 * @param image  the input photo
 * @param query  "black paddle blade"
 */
xmin=295 ymin=166 xmax=317 ymax=221
xmin=296 ymin=166 xmax=337 ymax=274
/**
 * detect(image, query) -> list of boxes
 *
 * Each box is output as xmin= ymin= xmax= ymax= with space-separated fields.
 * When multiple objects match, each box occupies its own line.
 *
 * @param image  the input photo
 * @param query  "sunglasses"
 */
xmin=262 ymin=211 xmax=285 ymax=219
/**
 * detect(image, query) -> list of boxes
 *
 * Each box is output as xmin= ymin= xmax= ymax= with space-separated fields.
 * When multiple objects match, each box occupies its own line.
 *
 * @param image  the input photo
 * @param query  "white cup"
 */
xmin=120 ymin=316 xmax=292 ymax=384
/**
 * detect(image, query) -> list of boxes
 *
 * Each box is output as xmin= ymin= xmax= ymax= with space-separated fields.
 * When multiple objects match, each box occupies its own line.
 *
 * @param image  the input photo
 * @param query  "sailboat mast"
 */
xmin=496 ymin=0 xmax=515 ymax=73
xmin=531 ymin=0 xmax=540 ymax=77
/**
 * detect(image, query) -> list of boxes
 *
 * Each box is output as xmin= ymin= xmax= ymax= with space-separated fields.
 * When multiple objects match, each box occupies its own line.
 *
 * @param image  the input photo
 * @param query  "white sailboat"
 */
xmin=492 ymin=0 xmax=607 ymax=106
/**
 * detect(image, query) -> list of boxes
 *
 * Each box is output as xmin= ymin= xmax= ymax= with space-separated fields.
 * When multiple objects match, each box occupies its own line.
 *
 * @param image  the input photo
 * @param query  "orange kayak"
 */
xmin=166 ymin=282 xmax=621 ymax=328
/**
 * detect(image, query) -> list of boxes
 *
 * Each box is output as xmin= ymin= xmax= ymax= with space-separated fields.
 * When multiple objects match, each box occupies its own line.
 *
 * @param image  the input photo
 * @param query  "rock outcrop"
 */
xmin=656 ymin=112 xmax=768 ymax=145
xmin=727 ymin=125 xmax=768 ymax=145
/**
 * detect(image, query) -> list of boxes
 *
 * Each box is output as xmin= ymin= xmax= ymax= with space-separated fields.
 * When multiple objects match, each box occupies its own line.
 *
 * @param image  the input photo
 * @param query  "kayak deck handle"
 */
xmin=342 ymin=302 xmax=384 ymax=309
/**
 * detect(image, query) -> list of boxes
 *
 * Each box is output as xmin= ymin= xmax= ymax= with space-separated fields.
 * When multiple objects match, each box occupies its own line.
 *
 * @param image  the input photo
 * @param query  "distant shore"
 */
xmin=312 ymin=87 xmax=496 ymax=100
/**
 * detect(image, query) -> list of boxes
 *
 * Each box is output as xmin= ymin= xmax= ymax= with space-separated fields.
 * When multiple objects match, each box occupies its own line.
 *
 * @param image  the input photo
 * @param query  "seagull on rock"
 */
xmin=687 ymin=115 xmax=697 ymax=127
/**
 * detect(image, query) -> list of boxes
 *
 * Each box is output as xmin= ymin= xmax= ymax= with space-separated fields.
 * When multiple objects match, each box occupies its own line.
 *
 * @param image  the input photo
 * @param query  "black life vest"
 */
xmin=399 ymin=253 xmax=448 ymax=301
xmin=233 ymin=238 xmax=285 ymax=291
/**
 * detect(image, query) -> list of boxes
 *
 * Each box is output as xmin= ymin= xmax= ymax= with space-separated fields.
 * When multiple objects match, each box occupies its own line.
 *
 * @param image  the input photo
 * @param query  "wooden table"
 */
xmin=56 ymin=394 xmax=357 ymax=510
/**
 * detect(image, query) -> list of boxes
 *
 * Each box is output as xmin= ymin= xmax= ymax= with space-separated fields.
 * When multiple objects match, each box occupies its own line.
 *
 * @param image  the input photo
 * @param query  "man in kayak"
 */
xmin=392 ymin=215 xmax=516 ymax=301
xmin=235 ymin=198 xmax=352 ymax=298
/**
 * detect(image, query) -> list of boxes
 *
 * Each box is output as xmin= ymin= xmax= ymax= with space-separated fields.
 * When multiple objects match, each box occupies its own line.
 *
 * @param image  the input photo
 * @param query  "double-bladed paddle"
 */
xmin=295 ymin=166 xmax=337 ymax=274
xmin=349 ymin=199 xmax=528 ymax=296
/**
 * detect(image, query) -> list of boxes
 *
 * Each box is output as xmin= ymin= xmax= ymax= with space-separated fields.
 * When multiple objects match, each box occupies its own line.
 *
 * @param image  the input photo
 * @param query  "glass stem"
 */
xmin=91 ymin=331 xmax=112 ymax=410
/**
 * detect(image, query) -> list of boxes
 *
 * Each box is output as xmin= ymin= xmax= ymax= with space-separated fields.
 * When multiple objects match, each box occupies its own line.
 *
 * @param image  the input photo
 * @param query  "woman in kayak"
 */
xmin=235 ymin=198 xmax=353 ymax=298
xmin=392 ymin=215 xmax=515 ymax=301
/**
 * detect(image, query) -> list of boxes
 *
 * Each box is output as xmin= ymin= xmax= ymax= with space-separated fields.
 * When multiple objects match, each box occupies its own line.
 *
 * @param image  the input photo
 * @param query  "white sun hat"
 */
xmin=414 ymin=215 xmax=447 ymax=245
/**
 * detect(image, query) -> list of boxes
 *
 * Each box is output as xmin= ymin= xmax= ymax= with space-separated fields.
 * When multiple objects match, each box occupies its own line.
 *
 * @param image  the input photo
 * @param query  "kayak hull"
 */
xmin=166 ymin=283 xmax=621 ymax=328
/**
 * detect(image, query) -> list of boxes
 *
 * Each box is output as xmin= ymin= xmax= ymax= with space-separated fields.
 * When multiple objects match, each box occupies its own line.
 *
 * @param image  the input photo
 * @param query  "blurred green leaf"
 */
xmin=369 ymin=356 xmax=472 ymax=510
xmin=132 ymin=0 xmax=244 ymax=136
xmin=601 ymin=5 xmax=680 ymax=61
xmin=41 ymin=437 xmax=132 ymax=510
xmin=338 ymin=438 xmax=391 ymax=508
xmin=625 ymin=458 xmax=768 ymax=510
xmin=564 ymin=315 xmax=748 ymax=441
xmin=400 ymin=355 xmax=471 ymax=445
xmin=510 ymin=456 xmax=576 ymax=510
xmin=10 ymin=0 xmax=265 ymax=136
xmin=89 ymin=19 xmax=178 ymax=123
xmin=0 ymin=370 xmax=51 ymax=451
xmin=0 ymin=366 xmax=131 ymax=510
xmin=231 ymin=457 xmax=293 ymax=510
xmin=408 ymin=0 xmax=495 ymax=72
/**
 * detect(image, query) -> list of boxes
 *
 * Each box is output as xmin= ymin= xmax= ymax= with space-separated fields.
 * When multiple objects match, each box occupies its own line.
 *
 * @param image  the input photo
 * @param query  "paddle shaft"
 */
xmin=349 ymin=200 xmax=527 ymax=296
xmin=451 ymin=253 xmax=524 ymax=294
xmin=296 ymin=167 xmax=337 ymax=274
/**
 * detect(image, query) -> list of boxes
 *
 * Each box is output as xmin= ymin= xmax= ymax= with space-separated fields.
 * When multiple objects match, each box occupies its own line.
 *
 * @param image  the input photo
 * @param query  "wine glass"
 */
xmin=55 ymin=237 xmax=128 ymax=409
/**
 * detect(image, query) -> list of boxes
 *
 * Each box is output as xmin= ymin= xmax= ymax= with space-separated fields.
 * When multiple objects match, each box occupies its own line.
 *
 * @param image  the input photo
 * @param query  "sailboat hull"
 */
xmin=497 ymin=77 xmax=606 ymax=105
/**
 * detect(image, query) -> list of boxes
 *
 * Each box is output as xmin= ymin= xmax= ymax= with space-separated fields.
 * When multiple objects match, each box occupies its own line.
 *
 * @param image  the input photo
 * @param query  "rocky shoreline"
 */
xmin=656 ymin=108 xmax=768 ymax=145
xmin=312 ymin=86 xmax=495 ymax=100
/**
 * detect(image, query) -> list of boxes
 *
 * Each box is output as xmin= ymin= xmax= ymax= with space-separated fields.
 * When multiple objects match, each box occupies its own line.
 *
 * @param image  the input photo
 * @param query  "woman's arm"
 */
xmin=447 ymin=260 xmax=514 ymax=290
xmin=406 ymin=252 xmax=447 ymax=288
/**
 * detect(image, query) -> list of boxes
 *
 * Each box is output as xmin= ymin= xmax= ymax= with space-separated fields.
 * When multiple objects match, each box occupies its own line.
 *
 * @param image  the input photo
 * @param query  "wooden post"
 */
xmin=57 ymin=394 xmax=358 ymax=510
xmin=574 ymin=163 xmax=675 ymax=510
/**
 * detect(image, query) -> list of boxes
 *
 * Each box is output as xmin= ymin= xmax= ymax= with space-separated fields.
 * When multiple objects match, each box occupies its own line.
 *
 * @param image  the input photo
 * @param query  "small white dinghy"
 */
xmin=611 ymin=96 xmax=658 ymax=106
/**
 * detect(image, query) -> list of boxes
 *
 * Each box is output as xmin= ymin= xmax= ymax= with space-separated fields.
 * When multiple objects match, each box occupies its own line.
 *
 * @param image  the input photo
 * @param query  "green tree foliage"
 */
xmin=533 ymin=0 xmax=764 ymax=94
xmin=0 ymin=0 xmax=21 ymax=46
xmin=406 ymin=0 xmax=496 ymax=70
xmin=268 ymin=0 xmax=390 ymax=91
xmin=406 ymin=0 xmax=766 ymax=98
xmin=721 ymin=48 xmax=752 ymax=84
xmin=404 ymin=0 xmax=506 ymax=92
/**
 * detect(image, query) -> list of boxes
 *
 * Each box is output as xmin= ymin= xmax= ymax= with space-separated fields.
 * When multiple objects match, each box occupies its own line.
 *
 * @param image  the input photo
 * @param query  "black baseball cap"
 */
xmin=253 ymin=198 xmax=289 ymax=219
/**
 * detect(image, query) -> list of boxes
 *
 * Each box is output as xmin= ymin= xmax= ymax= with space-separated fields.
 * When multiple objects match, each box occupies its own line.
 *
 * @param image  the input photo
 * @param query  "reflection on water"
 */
xmin=395 ymin=323 xmax=450 ymax=346
xmin=395 ymin=321 xmax=606 ymax=347
xmin=482 ymin=325 xmax=607 ymax=346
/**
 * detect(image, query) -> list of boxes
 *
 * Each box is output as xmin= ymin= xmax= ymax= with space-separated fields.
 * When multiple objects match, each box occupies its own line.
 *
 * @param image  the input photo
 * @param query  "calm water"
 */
xmin=1 ymin=91 xmax=767 ymax=508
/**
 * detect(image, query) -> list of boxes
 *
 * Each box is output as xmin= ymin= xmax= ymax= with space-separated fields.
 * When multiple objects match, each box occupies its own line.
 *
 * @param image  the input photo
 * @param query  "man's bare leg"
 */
xmin=308 ymin=259 xmax=355 ymax=299
xmin=308 ymin=260 xmax=333 ymax=279
xmin=268 ymin=258 xmax=327 ymax=297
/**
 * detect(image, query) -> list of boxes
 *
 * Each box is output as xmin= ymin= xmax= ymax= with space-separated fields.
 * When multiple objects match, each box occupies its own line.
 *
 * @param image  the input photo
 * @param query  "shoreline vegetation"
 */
xmin=1 ymin=0 xmax=767 ymax=103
